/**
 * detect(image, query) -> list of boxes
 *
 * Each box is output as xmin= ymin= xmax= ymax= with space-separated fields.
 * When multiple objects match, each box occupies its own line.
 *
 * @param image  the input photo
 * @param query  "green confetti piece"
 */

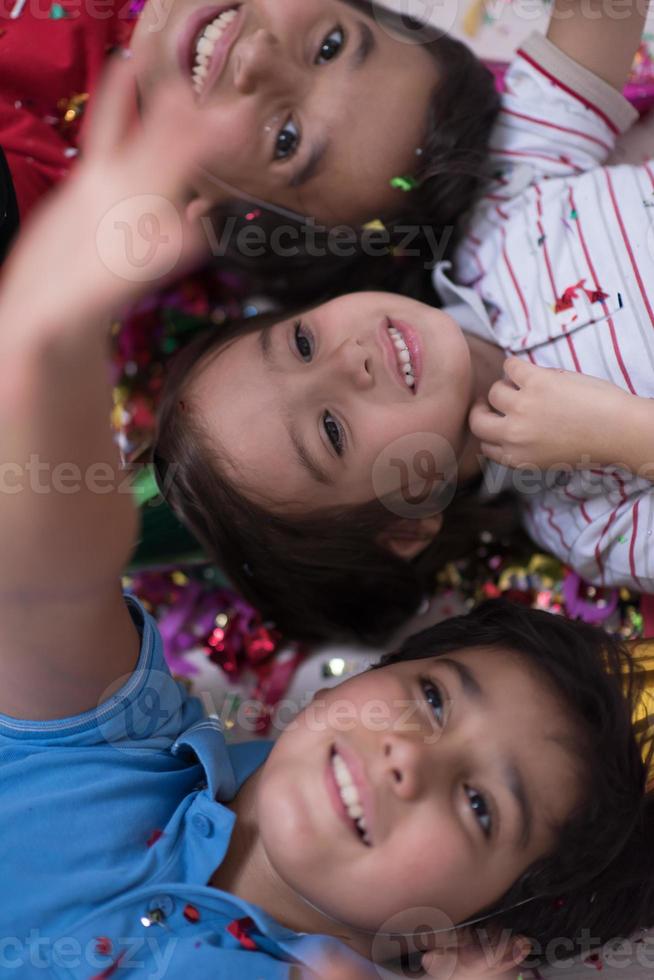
xmin=570 ymin=209 xmax=578 ymax=220
xmin=390 ymin=175 xmax=418 ymax=192
xmin=50 ymin=3 xmax=68 ymax=17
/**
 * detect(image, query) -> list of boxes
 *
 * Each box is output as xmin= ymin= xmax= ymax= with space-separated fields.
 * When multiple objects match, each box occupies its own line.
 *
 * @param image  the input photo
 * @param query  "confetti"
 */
xmin=363 ymin=219 xmax=387 ymax=232
xmin=183 ymin=903 xmax=201 ymax=923
xmin=9 ymin=0 xmax=27 ymax=17
xmin=50 ymin=2 xmax=68 ymax=17
xmin=390 ymin=176 xmax=418 ymax=192
xmin=146 ymin=828 xmax=164 ymax=848
xmin=226 ymin=917 xmax=258 ymax=951
xmin=245 ymin=209 xmax=262 ymax=221
xmin=95 ymin=938 xmax=112 ymax=956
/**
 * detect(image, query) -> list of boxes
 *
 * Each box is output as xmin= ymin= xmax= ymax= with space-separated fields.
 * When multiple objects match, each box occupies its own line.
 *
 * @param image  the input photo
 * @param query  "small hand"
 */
xmin=469 ymin=357 xmax=631 ymax=472
xmin=0 ymin=52 xmax=219 ymax=333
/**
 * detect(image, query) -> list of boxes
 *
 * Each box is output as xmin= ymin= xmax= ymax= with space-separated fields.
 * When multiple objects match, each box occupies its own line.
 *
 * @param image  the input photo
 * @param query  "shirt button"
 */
xmin=192 ymin=814 xmax=214 ymax=838
xmin=149 ymin=895 xmax=175 ymax=918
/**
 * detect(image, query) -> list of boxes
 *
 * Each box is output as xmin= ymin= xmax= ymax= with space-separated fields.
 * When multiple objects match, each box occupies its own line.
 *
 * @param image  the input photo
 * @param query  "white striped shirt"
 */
xmin=434 ymin=33 xmax=654 ymax=592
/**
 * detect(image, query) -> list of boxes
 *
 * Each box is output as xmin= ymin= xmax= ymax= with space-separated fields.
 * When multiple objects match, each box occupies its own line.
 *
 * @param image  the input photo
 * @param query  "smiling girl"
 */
xmin=1 ymin=0 xmax=499 ymax=289
xmin=152 ymin=1 xmax=654 ymax=644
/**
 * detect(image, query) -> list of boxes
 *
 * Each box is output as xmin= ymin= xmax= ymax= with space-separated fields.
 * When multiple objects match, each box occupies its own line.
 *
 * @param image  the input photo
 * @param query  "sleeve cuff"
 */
xmin=519 ymin=32 xmax=639 ymax=136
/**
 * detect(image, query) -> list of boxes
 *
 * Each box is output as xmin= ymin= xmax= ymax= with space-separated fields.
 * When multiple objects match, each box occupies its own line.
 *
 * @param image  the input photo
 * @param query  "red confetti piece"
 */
xmin=584 ymin=288 xmax=609 ymax=304
xmin=245 ymin=209 xmax=262 ymax=221
xmin=91 ymin=952 xmax=126 ymax=979
xmin=95 ymin=937 xmax=112 ymax=956
xmin=226 ymin=917 xmax=258 ymax=951
xmin=183 ymin=903 xmax=201 ymax=923
xmin=585 ymin=954 xmax=603 ymax=971
xmin=146 ymin=828 xmax=164 ymax=848
xmin=554 ymin=279 xmax=586 ymax=313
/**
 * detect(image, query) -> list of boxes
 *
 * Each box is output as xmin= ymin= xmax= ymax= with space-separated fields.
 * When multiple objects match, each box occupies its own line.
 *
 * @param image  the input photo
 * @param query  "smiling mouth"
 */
xmin=330 ymin=747 xmax=372 ymax=846
xmin=189 ymin=6 xmax=241 ymax=96
xmin=387 ymin=321 xmax=416 ymax=389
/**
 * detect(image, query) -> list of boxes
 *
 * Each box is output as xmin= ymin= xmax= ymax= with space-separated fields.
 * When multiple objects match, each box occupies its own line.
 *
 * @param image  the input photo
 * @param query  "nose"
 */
xmin=233 ymin=29 xmax=281 ymax=95
xmin=381 ymin=732 xmax=427 ymax=801
xmin=329 ymin=339 xmax=374 ymax=391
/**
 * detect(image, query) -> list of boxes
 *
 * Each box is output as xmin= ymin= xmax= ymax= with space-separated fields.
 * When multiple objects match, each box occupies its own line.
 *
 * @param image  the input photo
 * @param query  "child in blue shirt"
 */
xmin=0 ymin=53 xmax=653 ymax=980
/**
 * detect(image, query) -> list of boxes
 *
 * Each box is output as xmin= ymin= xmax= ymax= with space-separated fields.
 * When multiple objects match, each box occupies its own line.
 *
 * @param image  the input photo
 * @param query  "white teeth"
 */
xmin=331 ymin=752 xmax=371 ymax=844
xmin=387 ymin=325 xmax=415 ymax=388
xmin=191 ymin=8 xmax=239 ymax=95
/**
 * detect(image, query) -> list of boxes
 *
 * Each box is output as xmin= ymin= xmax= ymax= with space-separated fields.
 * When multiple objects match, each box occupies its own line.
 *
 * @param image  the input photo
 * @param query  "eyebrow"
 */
xmin=436 ymin=656 xmax=532 ymax=847
xmin=258 ymin=324 xmax=335 ymax=487
xmin=505 ymin=760 xmax=533 ymax=848
xmin=436 ymin=657 xmax=485 ymax=701
xmin=288 ymin=21 xmax=375 ymax=191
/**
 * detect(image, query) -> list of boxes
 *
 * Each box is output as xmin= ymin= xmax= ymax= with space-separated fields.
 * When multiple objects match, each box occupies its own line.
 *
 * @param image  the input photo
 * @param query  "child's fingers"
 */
xmin=469 ymin=398 xmax=505 ymax=443
xmin=81 ymin=53 xmax=140 ymax=161
xmin=487 ymin=378 xmax=517 ymax=415
xmin=503 ymin=356 xmax=537 ymax=388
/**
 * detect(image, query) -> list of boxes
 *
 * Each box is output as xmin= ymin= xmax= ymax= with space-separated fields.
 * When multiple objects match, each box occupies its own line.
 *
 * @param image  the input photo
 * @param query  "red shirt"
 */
xmin=0 ymin=0 xmax=136 ymax=220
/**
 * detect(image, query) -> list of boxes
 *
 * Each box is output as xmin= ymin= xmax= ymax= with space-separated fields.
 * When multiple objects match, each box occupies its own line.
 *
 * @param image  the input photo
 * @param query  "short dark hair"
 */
xmin=376 ymin=600 xmax=654 ymax=964
xmin=208 ymin=2 xmax=500 ymax=305
xmin=153 ymin=316 xmax=519 ymax=645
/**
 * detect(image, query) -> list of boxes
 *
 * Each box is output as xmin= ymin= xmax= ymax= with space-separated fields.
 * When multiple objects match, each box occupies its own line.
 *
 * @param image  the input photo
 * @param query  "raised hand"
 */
xmin=0 ymin=52 xmax=217 ymax=338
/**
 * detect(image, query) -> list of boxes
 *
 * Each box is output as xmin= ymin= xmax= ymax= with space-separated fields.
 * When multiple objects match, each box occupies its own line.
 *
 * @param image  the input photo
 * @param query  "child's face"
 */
xmin=189 ymin=292 xmax=474 ymax=512
xmin=131 ymin=0 xmax=440 ymax=224
xmin=257 ymin=646 xmax=581 ymax=939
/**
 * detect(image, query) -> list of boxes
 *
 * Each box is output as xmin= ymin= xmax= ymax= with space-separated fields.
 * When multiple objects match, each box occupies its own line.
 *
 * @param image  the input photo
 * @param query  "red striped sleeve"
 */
xmin=605 ymin=169 xmax=654 ymax=331
xmin=568 ymin=185 xmax=636 ymax=394
xmin=563 ymin=486 xmax=592 ymax=525
xmin=516 ymin=49 xmax=620 ymax=135
xmin=543 ymin=504 xmax=572 ymax=553
xmin=499 ymin=107 xmax=612 ymax=153
xmin=534 ymin=186 xmax=582 ymax=372
xmin=489 ymin=146 xmax=582 ymax=171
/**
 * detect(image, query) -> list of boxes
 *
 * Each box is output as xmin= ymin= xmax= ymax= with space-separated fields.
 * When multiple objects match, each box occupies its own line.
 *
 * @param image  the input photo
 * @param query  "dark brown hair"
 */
xmin=153 ymin=314 xmax=518 ymax=644
xmin=207 ymin=0 xmax=501 ymax=305
xmin=378 ymin=601 xmax=654 ymax=963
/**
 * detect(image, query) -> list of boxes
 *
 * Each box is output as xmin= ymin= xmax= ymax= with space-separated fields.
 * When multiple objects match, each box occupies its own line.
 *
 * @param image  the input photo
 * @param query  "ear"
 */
xmin=378 ymin=514 xmax=443 ymax=561
xmin=421 ymin=935 xmax=531 ymax=979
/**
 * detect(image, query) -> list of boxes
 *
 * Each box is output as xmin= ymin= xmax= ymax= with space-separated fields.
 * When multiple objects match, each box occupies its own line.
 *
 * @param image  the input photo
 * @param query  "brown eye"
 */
xmin=294 ymin=322 xmax=313 ymax=361
xmin=275 ymin=119 xmax=300 ymax=160
xmin=316 ymin=26 xmax=345 ymax=64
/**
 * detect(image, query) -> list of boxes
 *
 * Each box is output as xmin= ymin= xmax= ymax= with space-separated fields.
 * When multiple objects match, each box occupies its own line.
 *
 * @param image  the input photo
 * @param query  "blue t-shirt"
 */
xmin=0 ymin=597 xmax=357 ymax=978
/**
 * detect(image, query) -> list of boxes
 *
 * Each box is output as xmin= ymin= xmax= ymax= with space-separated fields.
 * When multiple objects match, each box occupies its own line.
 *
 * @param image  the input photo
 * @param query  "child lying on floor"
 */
xmin=0 ymin=55 xmax=653 ymax=980
xmin=152 ymin=0 xmax=654 ymax=647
